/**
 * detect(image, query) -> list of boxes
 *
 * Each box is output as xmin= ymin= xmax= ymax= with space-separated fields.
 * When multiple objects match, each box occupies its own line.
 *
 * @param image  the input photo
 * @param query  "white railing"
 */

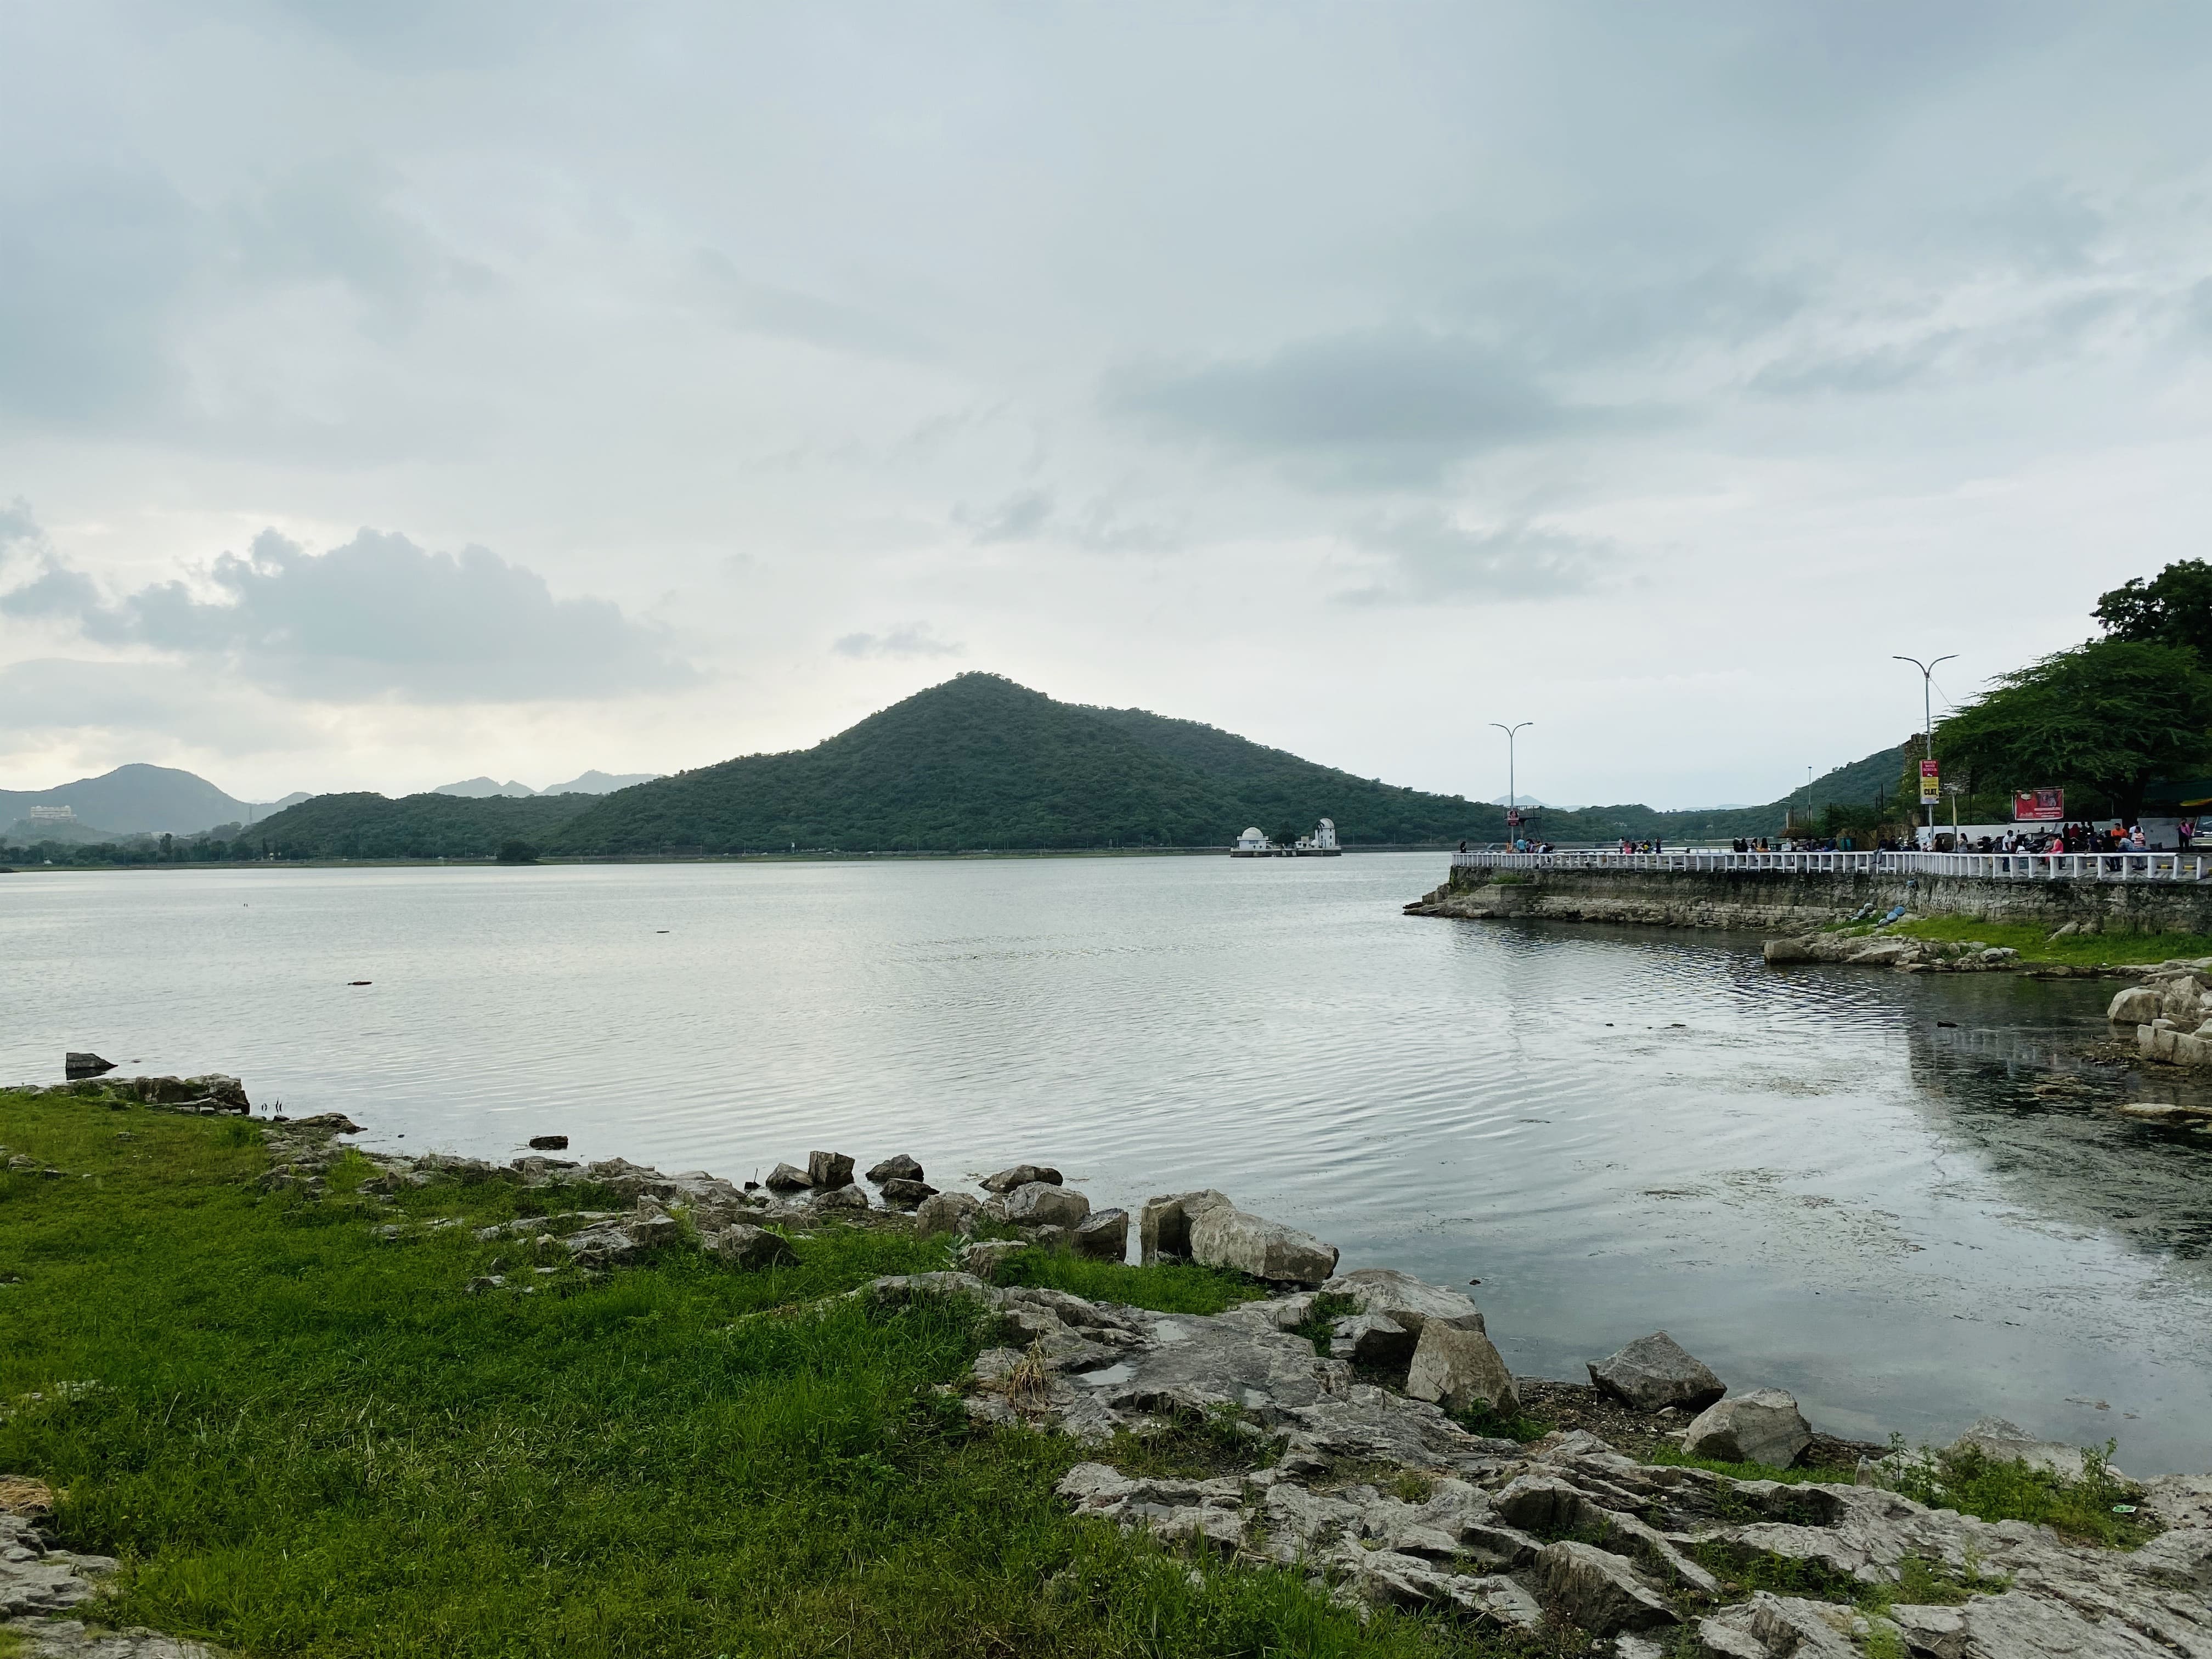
xmin=1448 ymin=849 xmax=2211 ymax=883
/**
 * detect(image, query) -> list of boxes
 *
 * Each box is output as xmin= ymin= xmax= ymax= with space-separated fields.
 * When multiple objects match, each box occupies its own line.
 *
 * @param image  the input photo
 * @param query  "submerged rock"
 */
xmin=981 ymin=1163 xmax=1063 ymax=1194
xmin=806 ymin=1150 xmax=855 ymax=1190
xmin=866 ymin=1153 xmax=924 ymax=1184
xmin=1587 ymin=1332 xmax=1725 ymax=1413
xmin=63 ymin=1052 xmax=115 ymax=1078
xmin=878 ymin=1177 xmax=936 ymax=1207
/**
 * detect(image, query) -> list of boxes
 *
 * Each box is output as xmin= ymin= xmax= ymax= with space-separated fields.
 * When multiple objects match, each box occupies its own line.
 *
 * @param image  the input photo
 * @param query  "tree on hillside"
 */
xmin=1934 ymin=639 xmax=2212 ymax=821
xmin=2096 ymin=560 xmax=2212 ymax=659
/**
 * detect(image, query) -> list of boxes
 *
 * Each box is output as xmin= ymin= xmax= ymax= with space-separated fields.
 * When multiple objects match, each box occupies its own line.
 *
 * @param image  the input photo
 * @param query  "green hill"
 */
xmin=211 ymin=676 xmax=1914 ymax=859
xmin=241 ymin=792 xmax=583 ymax=860
xmin=546 ymin=674 xmax=1497 ymax=853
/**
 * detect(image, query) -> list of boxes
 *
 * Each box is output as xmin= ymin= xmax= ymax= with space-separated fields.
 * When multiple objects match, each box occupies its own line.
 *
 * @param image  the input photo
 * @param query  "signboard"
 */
xmin=1919 ymin=759 xmax=1941 ymax=805
xmin=2013 ymin=787 xmax=2064 ymax=823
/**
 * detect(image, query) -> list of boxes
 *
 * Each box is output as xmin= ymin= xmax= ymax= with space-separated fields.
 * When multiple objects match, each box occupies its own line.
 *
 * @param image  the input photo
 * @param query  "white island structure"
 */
xmin=1231 ymin=819 xmax=1341 ymax=857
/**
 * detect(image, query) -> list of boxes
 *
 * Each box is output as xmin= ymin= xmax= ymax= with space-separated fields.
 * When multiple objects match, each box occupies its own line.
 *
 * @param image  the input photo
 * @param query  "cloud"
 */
xmin=693 ymin=249 xmax=924 ymax=360
xmin=0 ymin=526 xmax=694 ymax=702
xmin=962 ymin=488 xmax=1054 ymax=543
xmin=0 ymin=657 xmax=321 ymax=753
xmin=830 ymin=623 xmax=963 ymax=660
xmin=1336 ymin=511 xmax=1615 ymax=606
xmin=1105 ymin=327 xmax=1637 ymax=487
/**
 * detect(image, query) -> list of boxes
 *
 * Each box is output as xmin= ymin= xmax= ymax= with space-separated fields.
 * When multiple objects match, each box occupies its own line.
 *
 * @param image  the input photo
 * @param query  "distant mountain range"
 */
xmin=189 ymin=674 xmax=1911 ymax=860
xmin=0 ymin=764 xmax=308 ymax=838
xmin=432 ymin=771 xmax=663 ymax=798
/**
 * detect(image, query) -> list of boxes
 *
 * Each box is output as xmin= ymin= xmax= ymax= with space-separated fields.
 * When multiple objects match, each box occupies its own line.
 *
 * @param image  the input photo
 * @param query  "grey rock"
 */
xmin=1405 ymin=1319 xmax=1520 ymax=1417
xmin=1329 ymin=1312 xmax=1415 ymax=1368
xmin=807 ymin=1183 xmax=870 ymax=1212
xmin=1587 ymin=1331 xmax=1725 ymax=1413
xmin=1697 ymin=1593 xmax=1860 ymax=1659
xmin=0 ymin=1514 xmax=115 ymax=1618
xmin=957 ymin=1239 xmax=1026 ymax=1280
xmin=1 ymin=1617 xmax=227 ymax=1656
xmin=1005 ymin=1182 xmax=1091 ymax=1228
xmin=914 ymin=1191 xmax=981 ymax=1235
xmin=526 ymin=1134 xmax=568 ymax=1150
xmin=1321 ymin=1266 xmax=1486 ymax=1338
xmin=1030 ymin=1224 xmax=1069 ymax=1249
xmin=2108 ymin=986 xmax=2162 ymax=1025
xmin=1187 ymin=1204 xmax=1338 ymax=1285
xmin=865 ymin=1154 xmax=924 ymax=1184
xmin=1945 ymin=1416 xmax=2088 ymax=1481
xmin=63 ymin=1052 xmax=115 ymax=1078
xmin=981 ymin=1163 xmax=1063 ymax=1193
xmin=1684 ymin=1389 xmax=1812 ymax=1469
xmin=878 ymin=1177 xmax=937 ymax=1207
xmin=1137 ymin=1189 xmax=1232 ymax=1263
xmin=1537 ymin=1541 xmax=1677 ymax=1634
xmin=702 ymin=1223 xmax=797 ymax=1270
xmin=806 ymin=1150 xmax=855 ymax=1190
xmin=764 ymin=1161 xmax=811 ymax=1193
xmin=1072 ymin=1207 xmax=1130 ymax=1260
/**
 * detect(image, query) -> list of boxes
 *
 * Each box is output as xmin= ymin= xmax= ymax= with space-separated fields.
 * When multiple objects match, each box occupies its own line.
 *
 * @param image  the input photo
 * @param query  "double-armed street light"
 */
xmin=1491 ymin=722 xmax=1532 ymax=840
xmin=1893 ymin=653 xmax=1956 ymax=833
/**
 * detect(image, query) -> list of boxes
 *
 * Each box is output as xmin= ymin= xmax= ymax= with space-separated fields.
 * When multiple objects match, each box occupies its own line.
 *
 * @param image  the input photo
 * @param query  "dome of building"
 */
xmin=1240 ymin=827 xmax=1264 ymax=840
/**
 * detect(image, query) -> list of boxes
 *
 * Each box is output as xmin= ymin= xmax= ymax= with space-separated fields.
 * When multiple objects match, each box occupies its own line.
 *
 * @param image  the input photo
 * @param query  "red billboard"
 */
xmin=2013 ymin=788 xmax=2064 ymax=822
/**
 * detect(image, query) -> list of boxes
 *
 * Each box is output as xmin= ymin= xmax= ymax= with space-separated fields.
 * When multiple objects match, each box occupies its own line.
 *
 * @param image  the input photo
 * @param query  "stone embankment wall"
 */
xmin=1407 ymin=865 xmax=2212 ymax=935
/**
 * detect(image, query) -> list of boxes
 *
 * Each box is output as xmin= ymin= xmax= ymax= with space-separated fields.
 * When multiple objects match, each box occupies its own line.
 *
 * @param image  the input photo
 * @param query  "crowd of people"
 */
xmin=1466 ymin=820 xmax=2200 ymax=859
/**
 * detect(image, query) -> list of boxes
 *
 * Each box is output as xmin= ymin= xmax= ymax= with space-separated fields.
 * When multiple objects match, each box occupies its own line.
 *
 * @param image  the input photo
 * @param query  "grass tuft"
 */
xmin=1889 ymin=915 xmax=2212 ymax=968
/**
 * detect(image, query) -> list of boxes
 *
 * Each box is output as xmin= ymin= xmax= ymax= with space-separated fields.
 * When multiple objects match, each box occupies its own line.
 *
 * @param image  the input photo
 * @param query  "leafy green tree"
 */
xmin=2095 ymin=559 xmax=2212 ymax=659
xmin=495 ymin=840 xmax=540 ymax=864
xmin=1934 ymin=639 xmax=2212 ymax=821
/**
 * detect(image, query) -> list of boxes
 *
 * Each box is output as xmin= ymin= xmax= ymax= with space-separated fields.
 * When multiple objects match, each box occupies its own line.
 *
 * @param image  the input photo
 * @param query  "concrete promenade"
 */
xmin=1451 ymin=848 xmax=2212 ymax=884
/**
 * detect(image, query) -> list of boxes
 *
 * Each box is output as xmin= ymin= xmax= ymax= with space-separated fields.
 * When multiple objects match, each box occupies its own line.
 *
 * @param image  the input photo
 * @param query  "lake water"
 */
xmin=6 ymin=853 xmax=2210 ymax=1473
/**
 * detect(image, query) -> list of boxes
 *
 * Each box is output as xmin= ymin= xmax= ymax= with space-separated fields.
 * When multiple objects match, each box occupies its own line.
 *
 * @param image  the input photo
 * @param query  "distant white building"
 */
xmin=1311 ymin=817 xmax=1336 ymax=850
xmin=28 ymin=805 xmax=75 ymax=823
xmin=1235 ymin=826 xmax=1272 ymax=852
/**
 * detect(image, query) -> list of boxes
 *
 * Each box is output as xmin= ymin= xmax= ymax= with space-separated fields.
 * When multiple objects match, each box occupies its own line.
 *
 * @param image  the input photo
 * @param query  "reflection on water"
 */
xmin=3 ymin=855 xmax=2208 ymax=1471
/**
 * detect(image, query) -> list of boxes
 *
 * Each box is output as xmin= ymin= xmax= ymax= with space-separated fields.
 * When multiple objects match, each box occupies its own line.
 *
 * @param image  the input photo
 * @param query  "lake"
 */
xmin=5 ymin=852 xmax=2210 ymax=1472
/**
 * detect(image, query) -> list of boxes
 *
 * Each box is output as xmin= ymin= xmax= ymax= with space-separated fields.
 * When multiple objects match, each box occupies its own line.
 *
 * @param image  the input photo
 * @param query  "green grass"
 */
xmin=0 ymin=1092 xmax=1460 ymax=1658
xmin=1887 ymin=915 xmax=2212 ymax=968
xmin=995 ymin=1248 xmax=1268 ymax=1316
xmin=1886 ymin=1441 xmax=2158 ymax=1548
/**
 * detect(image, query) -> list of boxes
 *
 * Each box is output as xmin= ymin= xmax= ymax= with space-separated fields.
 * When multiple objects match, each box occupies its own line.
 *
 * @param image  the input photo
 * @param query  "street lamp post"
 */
xmin=1893 ymin=653 xmax=1956 ymax=837
xmin=1490 ymin=722 xmax=1532 ymax=844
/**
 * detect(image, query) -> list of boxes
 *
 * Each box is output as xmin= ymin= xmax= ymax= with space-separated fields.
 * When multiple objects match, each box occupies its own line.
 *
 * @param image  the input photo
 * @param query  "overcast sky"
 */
xmin=4 ymin=3 xmax=2209 ymax=808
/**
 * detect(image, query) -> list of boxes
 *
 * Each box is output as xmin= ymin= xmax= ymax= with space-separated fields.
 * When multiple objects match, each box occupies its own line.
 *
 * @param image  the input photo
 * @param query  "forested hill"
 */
xmin=546 ymin=674 xmax=1494 ymax=853
xmin=239 ymin=793 xmax=584 ymax=860
xmin=224 ymin=676 xmax=1911 ymax=858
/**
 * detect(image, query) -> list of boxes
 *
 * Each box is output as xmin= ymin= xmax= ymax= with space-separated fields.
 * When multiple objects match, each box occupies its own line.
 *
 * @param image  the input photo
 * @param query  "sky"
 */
xmin=3 ymin=3 xmax=2210 ymax=808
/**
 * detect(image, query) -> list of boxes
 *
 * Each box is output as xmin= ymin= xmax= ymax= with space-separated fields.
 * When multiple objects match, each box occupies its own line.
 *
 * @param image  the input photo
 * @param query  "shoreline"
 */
xmin=5 ymin=1080 xmax=2211 ymax=1657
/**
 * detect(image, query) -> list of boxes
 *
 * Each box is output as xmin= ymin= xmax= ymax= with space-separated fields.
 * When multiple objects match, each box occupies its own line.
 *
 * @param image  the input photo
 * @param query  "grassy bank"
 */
xmin=1880 ymin=916 xmax=2212 ymax=968
xmin=0 ymin=1093 xmax=1448 ymax=1658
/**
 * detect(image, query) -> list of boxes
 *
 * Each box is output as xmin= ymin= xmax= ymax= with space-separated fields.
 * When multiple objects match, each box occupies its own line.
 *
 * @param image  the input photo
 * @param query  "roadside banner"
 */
xmin=2013 ymin=787 xmax=2064 ymax=822
xmin=1919 ymin=759 xmax=1941 ymax=805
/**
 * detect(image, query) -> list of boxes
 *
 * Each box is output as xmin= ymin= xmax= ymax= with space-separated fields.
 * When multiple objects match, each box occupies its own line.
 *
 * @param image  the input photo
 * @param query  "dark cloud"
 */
xmin=1105 ymin=328 xmax=1637 ymax=487
xmin=1336 ymin=511 xmax=1614 ymax=606
xmin=0 ymin=527 xmax=693 ymax=702
xmin=830 ymin=624 xmax=963 ymax=660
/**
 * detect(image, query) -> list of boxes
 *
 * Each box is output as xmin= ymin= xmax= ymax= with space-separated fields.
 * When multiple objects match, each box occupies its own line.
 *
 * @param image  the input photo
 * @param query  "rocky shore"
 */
xmin=7 ymin=1076 xmax=2211 ymax=1659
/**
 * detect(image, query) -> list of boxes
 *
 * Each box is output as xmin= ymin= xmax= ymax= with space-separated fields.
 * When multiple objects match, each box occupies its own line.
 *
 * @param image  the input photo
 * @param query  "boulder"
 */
xmin=1330 ymin=1312 xmax=1415 ymax=1368
xmin=2108 ymin=986 xmax=2163 ymax=1025
xmin=1946 ymin=1416 xmax=2089 ymax=1481
xmin=981 ymin=1163 xmax=1063 ymax=1193
xmin=1587 ymin=1332 xmax=1725 ymax=1413
xmin=1031 ymin=1224 xmax=1070 ymax=1250
xmin=1322 ymin=1266 xmax=1485 ymax=1337
xmin=808 ymin=1183 xmax=870 ymax=1212
xmin=958 ymin=1239 xmax=1026 ymax=1280
xmin=1682 ymin=1388 xmax=1812 ymax=1468
xmin=1534 ymin=1541 xmax=1677 ymax=1634
xmin=1405 ymin=1321 xmax=1519 ymax=1416
xmin=1073 ymin=1207 xmax=1130 ymax=1260
xmin=1139 ymin=1189 xmax=1232 ymax=1263
xmin=1006 ymin=1182 xmax=1091 ymax=1229
xmin=866 ymin=1154 xmax=924 ymax=1184
xmin=879 ymin=1177 xmax=937 ymax=1207
xmin=526 ymin=1134 xmax=569 ymax=1150
xmin=764 ymin=1162 xmax=811 ymax=1192
xmin=702 ymin=1223 xmax=797 ymax=1270
xmin=1762 ymin=938 xmax=1817 ymax=964
xmin=64 ymin=1052 xmax=115 ymax=1077
xmin=807 ymin=1150 xmax=855 ymax=1190
xmin=915 ymin=1191 xmax=981 ymax=1235
xmin=1187 ymin=1204 xmax=1338 ymax=1285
